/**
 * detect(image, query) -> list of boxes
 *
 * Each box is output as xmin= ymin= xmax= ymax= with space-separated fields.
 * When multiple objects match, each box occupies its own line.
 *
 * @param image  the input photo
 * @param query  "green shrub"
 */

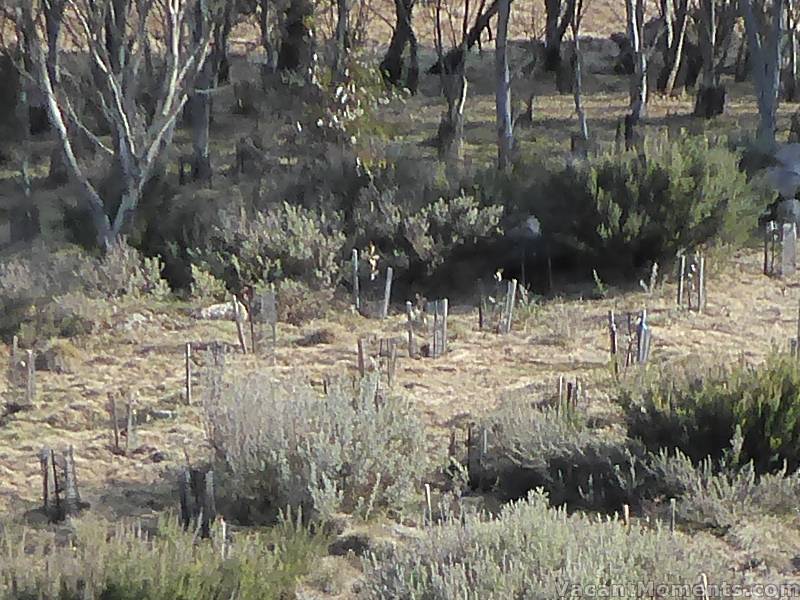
xmin=0 ymin=514 xmax=324 ymax=600
xmin=529 ymin=136 xmax=758 ymax=273
xmin=190 ymin=265 xmax=229 ymax=302
xmin=203 ymin=373 xmax=429 ymax=524
xmin=403 ymin=192 xmax=503 ymax=274
xmin=361 ymin=489 xmax=740 ymax=599
xmin=194 ymin=200 xmax=345 ymax=291
xmin=621 ymin=353 xmax=800 ymax=474
xmin=275 ymin=279 xmax=333 ymax=325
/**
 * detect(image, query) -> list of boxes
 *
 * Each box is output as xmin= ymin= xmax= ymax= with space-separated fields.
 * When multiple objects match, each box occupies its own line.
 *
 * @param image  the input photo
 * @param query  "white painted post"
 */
xmin=352 ymin=249 xmax=360 ymax=311
xmin=381 ymin=267 xmax=393 ymax=319
xmin=782 ymin=223 xmax=797 ymax=277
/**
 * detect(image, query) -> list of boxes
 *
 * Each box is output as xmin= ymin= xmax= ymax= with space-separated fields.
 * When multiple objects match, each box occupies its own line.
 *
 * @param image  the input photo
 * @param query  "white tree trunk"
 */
xmin=495 ymin=0 xmax=513 ymax=170
xmin=627 ymin=0 xmax=648 ymax=121
xmin=16 ymin=0 xmax=213 ymax=249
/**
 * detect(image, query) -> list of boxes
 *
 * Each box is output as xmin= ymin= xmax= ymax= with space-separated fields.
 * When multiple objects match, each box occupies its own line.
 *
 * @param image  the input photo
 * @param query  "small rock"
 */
xmin=193 ymin=302 xmax=248 ymax=321
xmin=295 ymin=329 xmax=336 ymax=347
xmin=328 ymin=533 xmax=373 ymax=557
xmin=36 ymin=340 xmax=84 ymax=374
xmin=322 ymin=513 xmax=351 ymax=537
xmin=118 ymin=313 xmax=149 ymax=331
xmin=151 ymin=451 xmax=168 ymax=463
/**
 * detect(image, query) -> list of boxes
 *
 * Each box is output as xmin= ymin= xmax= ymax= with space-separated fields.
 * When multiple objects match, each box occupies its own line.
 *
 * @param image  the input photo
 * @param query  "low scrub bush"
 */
xmin=361 ymin=489 xmax=740 ymax=599
xmin=473 ymin=399 xmax=648 ymax=512
xmin=647 ymin=442 xmax=800 ymax=532
xmin=621 ymin=353 xmax=800 ymax=474
xmin=275 ymin=279 xmax=334 ymax=325
xmin=524 ymin=136 xmax=759 ymax=273
xmin=203 ymin=373 xmax=429 ymax=524
xmin=189 ymin=265 xmax=229 ymax=302
xmin=478 ymin=386 xmax=800 ymax=532
xmin=193 ymin=200 xmax=346 ymax=291
xmin=0 ymin=242 xmax=169 ymax=342
xmin=0 ymin=514 xmax=324 ymax=600
xmin=403 ymin=192 xmax=503 ymax=274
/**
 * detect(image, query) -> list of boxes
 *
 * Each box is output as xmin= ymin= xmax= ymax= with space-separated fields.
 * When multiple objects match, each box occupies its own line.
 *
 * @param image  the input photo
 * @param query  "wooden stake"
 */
xmin=109 ymin=393 xmax=120 ymax=452
xmin=478 ymin=280 xmax=485 ymax=330
xmin=424 ymin=483 xmax=433 ymax=524
xmin=441 ymin=298 xmax=449 ymax=354
xmin=357 ymin=339 xmax=366 ymax=377
xmin=697 ymin=255 xmax=705 ymax=312
xmin=765 ymin=222 xmax=771 ymax=275
xmin=125 ymin=392 xmax=137 ymax=456
xmin=220 ymin=517 xmax=227 ymax=559
xmin=233 ymin=296 xmax=248 ymax=354
xmin=506 ymin=279 xmax=517 ymax=333
xmin=63 ymin=445 xmax=81 ymax=515
xmin=784 ymin=223 xmax=798 ymax=277
xmin=185 ymin=342 xmax=193 ymax=405
xmin=670 ymin=498 xmax=676 ymax=534
xmin=387 ymin=341 xmax=398 ymax=387
xmin=608 ymin=310 xmax=618 ymax=376
xmin=39 ymin=448 xmax=50 ymax=510
xmin=50 ymin=448 xmax=60 ymax=516
xmin=622 ymin=504 xmax=630 ymax=529
xmin=25 ymin=349 xmax=35 ymax=405
xmin=677 ymin=255 xmax=686 ymax=306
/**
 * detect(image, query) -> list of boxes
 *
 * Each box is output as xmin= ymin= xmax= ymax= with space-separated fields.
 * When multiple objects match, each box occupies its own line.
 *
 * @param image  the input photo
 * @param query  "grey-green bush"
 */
xmin=361 ymin=489 xmax=741 ymax=599
xmin=0 ymin=242 xmax=169 ymax=343
xmin=204 ymin=373 xmax=430 ymax=524
xmin=0 ymin=513 xmax=324 ymax=600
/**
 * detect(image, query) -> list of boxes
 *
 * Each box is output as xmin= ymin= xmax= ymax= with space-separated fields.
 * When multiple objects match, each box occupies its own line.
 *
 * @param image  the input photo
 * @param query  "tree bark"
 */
xmin=334 ymin=0 xmax=351 ymax=77
xmin=381 ymin=0 xmax=418 ymax=92
xmin=786 ymin=0 xmax=799 ymax=101
xmin=573 ymin=29 xmax=588 ymax=140
xmin=659 ymin=0 xmax=689 ymax=95
xmin=544 ymin=0 xmax=576 ymax=71
xmin=742 ymin=0 xmax=783 ymax=150
xmin=258 ymin=0 xmax=279 ymax=85
xmin=16 ymin=0 xmax=213 ymax=250
xmin=188 ymin=1 xmax=214 ymax=183
xmin=428 ymin=0 xmax=500 ymax=75
xmin=278 ymin=0 xmax=313 ymax=71
xmin=495 ymin=0 xmax=513 ymax=170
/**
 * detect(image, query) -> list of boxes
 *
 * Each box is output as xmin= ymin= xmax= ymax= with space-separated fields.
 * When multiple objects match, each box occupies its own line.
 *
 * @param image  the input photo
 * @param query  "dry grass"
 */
xmin=2 ymin=247 xmax=799 ymax=518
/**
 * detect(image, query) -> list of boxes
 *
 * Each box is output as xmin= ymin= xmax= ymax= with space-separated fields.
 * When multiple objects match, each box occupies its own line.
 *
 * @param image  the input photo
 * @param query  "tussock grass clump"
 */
xmin=0 ymin=514 xmax=324 ymax=600
xmin=361 ymin=489 xmax=740 ymax=599
xmin=204 ymin=374 xmax=430 ymax=524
